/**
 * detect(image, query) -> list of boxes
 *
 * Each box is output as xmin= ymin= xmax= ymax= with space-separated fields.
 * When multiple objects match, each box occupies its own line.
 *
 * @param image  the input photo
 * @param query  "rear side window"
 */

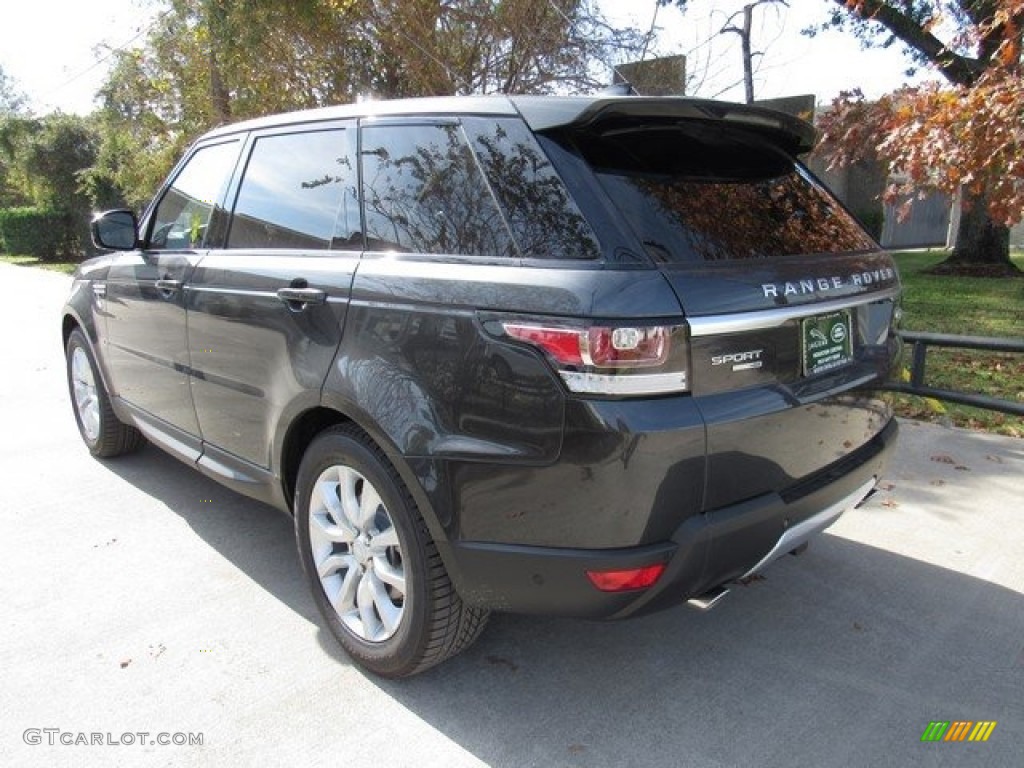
xmin=569 ymin=123 xmax=876 ymax=263
xmin=148 ymin=140 xmax=240 ymax=250
xmin=228 ymin=129 xmax=359 ymax=250
xmin=462 ymin=118 xmax=600 ymax=260
xmin=361 ymin=123 xmax=515 ymax=258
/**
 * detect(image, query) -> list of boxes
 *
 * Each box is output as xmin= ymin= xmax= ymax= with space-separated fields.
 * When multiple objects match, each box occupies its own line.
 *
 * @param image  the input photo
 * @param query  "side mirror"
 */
xmin=91 ymin=209 xmax=139 ymax=251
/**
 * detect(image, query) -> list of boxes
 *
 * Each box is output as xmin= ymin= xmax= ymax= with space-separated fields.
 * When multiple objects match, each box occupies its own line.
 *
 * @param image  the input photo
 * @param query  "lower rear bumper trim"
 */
xmin=738 ymin=476 xmax=877 ymax=580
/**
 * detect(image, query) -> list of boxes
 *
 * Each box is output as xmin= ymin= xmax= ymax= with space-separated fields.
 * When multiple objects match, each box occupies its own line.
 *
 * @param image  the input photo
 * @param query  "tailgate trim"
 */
xmin=688 ymin=287 xmax=900 ymax=337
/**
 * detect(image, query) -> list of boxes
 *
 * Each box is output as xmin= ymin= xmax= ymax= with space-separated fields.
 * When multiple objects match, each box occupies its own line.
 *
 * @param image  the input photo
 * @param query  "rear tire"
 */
xmin=294 ymin=424 xmax=488 ymax=677
xmin=65 ymin=328 xmax=145 ymax=458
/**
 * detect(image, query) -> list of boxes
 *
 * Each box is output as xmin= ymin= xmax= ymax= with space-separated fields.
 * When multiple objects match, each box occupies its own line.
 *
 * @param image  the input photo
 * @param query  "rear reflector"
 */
xmin=586 ymin=563 xmax=666 ymax=592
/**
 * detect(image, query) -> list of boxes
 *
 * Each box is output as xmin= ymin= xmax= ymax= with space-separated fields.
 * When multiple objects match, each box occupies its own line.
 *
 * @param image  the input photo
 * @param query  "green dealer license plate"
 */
xmin=801 ymin=310 xmax=853 ymax=376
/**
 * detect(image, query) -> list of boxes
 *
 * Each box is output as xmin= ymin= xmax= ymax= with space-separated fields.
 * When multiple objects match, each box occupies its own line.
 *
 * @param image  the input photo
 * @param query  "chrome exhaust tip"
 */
xmin=855 ymin=484 xmax=879 ymax=509
xmin=686 ymin=585 xmax=730 ymax=611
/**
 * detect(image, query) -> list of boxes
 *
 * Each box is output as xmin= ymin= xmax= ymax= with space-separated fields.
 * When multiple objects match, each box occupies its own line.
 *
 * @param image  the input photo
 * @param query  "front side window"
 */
xmin=361 ymin=123 xmax=515 ymax=258
xmin=228 ymin=128 xmax=358 ymax=250
xmin=567 ymin=123 xmax=876 ymax=263
xmin=148 ymin=140 xmax=240 ymax=250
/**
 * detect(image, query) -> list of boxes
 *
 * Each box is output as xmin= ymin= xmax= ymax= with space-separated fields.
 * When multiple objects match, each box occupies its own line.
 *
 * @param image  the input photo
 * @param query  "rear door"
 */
xmin=186 ymin=122 xmax=359 ymax=470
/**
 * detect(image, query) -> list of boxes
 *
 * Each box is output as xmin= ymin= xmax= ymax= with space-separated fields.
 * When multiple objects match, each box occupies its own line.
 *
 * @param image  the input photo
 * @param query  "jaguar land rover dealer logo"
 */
xmin=761 ymin=268 xmax=896 ymax=299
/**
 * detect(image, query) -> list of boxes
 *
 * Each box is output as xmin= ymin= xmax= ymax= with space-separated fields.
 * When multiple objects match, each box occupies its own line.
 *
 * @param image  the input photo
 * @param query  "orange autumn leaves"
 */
xmin=819 ymin=0 xmax=1023 ymax=225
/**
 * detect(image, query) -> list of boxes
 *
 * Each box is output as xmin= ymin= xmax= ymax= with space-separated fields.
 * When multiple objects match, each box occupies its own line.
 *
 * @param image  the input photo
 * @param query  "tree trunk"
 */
xmin=205 ymin=0 xmax=232 ymax=125
xmin=941 ymin=190 xmax=1017 ymax=274
xmin=209 ymin=53 xmax=231 ymax=125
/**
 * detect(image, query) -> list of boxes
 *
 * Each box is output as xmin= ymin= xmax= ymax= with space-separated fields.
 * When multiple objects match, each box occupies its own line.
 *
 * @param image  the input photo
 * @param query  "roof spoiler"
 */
xmin=514 ymin=96 xmax=817 ymax=155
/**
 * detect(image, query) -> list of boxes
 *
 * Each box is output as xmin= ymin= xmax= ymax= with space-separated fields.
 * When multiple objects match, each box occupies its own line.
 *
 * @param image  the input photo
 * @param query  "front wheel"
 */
xmin=65 ymin=328 xmax=144 ymax=458
xmin=294 ymin=425 xmax=487 ymax=677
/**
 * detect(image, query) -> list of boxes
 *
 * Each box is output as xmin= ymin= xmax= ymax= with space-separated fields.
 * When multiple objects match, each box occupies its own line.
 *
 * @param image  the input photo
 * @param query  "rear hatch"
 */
xmin=527 ymin=97 xmax=900 ymax=509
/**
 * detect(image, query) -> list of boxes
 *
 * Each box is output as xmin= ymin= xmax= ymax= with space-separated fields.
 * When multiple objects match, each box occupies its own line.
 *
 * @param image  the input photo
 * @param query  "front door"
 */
xmin=104 ymin=139 xmax=243 ymax=444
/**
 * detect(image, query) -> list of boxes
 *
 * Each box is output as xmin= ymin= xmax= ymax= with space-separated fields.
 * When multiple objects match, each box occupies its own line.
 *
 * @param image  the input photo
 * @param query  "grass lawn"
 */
xmin=0 ymin=253 xmax=79 ymax=275
xmin=891 ymin=249 xmax=1024 ymax=437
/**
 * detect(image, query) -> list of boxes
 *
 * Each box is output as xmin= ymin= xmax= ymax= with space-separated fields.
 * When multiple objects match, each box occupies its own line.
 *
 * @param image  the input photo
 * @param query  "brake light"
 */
xmin=503 ymin=324 xmax=670 ymax=368
xmin=504 ymin=325 xmax=587 ymax=366
xmin=502 ymin=322 xmax=689 ymax=396
xmin=586 ymin=564 xmax=666 ymax=592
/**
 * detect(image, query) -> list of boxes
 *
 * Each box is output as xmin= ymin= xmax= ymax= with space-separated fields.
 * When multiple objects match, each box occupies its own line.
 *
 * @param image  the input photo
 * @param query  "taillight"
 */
xmin=502 ymin=321 xmax=690 ymax=396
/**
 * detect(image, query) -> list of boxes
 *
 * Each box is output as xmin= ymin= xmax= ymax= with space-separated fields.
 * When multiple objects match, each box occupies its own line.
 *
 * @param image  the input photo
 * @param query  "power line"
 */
xmin=546 ymin=0 xmax=635 ymax=88
xmin=35 ymin=8 xmax=170 ymax=109
xmin=639 ymin=1 xmax=661 ymax=62
xmin=366 ymin=6 xmax=471 ymax=93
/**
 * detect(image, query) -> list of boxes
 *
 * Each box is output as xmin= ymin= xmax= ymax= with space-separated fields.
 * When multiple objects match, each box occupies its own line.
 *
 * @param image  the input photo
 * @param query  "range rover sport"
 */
xmin=63 ymin=95 xmax=900 ymax=677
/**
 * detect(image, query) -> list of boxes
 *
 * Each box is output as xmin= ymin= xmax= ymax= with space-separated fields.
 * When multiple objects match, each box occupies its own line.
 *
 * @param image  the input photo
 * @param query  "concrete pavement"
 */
xmin=0 ymin=261 xmax=1020 ymax=767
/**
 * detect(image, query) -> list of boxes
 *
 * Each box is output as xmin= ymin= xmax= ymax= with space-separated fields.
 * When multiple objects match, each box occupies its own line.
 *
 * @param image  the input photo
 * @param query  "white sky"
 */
xmin=0 ymin=0 xmax=935 ymax=115
xmin=611 ymin=0 xmax=934 ymax=103
xmin=0 ymin=0 xmax=155 ymax=114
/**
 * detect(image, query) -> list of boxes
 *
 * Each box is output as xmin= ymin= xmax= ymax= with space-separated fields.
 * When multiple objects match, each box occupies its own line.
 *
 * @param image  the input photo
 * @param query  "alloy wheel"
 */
xmin=308 ymin=464 xmax=406 ymax=642
xmin=71 ymin=346 xmax=101 ymax=442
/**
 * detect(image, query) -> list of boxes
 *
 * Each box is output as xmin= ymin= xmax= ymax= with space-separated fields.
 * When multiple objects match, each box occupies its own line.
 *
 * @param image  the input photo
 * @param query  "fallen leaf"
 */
xmin=954 ymin=465 xmax=970 ymax=471
xmin=485 ymin=655 xmax=518 ymax=672
xmin=931 ymin=455 xmax=956 ymax=464
xmin=119 ymin=659 xmax=131 ymax=669
xmin=881 ymin=499 xmax=899 ymax=508
xmin=880 ymin=483 xmax=895 ymax=491
xmin=930 ymin=479 xmax=946 ymax=486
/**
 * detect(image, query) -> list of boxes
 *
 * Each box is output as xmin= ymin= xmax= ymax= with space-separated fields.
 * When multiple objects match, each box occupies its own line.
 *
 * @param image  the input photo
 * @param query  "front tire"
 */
xmin=65 ymin=328 xmax=144 ymax=458
xmin=295 ymin=425 xmax=487 ymax=677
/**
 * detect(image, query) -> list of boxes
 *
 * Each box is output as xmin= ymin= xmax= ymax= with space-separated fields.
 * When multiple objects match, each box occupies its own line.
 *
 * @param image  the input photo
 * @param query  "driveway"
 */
xmin=1 ymin=262 xmax=1020 ymax=767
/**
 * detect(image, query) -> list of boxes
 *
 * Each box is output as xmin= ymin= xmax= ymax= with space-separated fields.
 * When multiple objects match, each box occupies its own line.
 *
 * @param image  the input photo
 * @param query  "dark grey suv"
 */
xmin=63 ymin=95 xmax=900 ymax=677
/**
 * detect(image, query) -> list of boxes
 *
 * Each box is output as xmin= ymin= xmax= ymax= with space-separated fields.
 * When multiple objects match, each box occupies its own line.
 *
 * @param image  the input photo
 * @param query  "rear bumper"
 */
xmin=444 ymin=417 xmax=897 ymax=618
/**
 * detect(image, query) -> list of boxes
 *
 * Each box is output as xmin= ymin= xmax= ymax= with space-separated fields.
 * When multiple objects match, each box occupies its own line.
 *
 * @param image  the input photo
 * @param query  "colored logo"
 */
xmin=921 ymin=721 xmax=997 ymax=742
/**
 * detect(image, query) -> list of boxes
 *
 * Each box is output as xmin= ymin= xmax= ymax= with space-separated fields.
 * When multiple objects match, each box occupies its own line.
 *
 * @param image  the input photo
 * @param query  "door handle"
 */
xmin=276 ymin=287 xmax=327 ymax=308
xmin=155 ymin=278 xmax=183 ymax=292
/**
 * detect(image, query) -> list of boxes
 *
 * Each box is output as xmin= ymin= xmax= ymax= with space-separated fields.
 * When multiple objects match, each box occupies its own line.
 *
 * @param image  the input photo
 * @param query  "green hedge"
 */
xmin=0 ymin=206 xmax=77 ymax=262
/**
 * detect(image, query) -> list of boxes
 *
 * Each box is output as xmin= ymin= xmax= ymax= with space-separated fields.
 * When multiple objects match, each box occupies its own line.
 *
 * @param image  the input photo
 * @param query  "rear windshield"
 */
xmin=566 ymin=122 xmax=876 ymax=263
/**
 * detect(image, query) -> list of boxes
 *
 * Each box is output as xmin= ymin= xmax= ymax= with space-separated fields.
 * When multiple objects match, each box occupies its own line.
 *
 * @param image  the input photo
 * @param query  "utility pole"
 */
xmin=721 ymin=0 xmax=788 ymax=104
